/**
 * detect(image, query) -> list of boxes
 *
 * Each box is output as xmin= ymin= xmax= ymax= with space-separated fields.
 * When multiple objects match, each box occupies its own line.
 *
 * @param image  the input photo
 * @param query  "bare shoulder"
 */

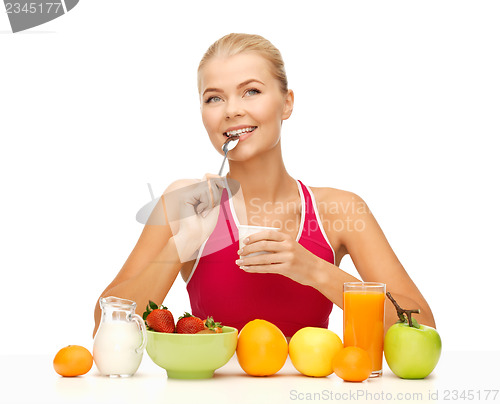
xmin=309 ymin=185 xmax=358 ymax=202
xmin=308 ymin=185 xmax=374 ymax=250
xmin=308 ymin=186 xmax=368 ymax=219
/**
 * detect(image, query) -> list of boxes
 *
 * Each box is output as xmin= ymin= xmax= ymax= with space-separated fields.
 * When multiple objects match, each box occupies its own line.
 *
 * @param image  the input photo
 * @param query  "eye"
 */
xmin=204 ymin=96 xmax=222 ymax=104
xmin=244 ymin=88 xmax=261 ymax=97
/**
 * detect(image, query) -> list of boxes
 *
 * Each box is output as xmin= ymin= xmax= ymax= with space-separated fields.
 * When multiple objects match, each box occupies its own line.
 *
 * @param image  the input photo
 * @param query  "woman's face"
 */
xmin=199 ymin=52 xmax=293 ymax=160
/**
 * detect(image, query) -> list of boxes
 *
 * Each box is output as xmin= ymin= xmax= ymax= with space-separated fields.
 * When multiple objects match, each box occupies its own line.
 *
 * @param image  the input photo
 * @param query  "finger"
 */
xmin=244 ymin=229 xmax=285 ymax=245
xmin=204 ymin=185 xmax=218 ymax=209
xmin=207 ymin=179 xmax=215 ymax=208
xmin=187 ymin=181 xmax=211 ymax=209
xmin=205 ymin=176 xmax=224 ymax=193
xmin=239 ymin=262 xmax=286 ymax=275
xmin=197 ymin=185 xmax=220 ymax=217
xmin=238 ymin=240 xmax=285 ymax=256
xmin=212 ymin=177 xmax=225 ymax=194
xmin=196 ymin=201 xmax=209 ymax=216
xmin=183 ymin=199 xmax=201 ymax=219
xmin=236 ymin=251 xmax=286 ymax=267
xmin=185 ymin=198 xmax=202 ymax=219
xmin=205 ymin=173 xmax=239 ymax=201
xmin=185 ymin=186 xmax=204 ymax=206
xmin=200 ymin=176 xmax=223 ymax=209
xmin=209 ymin=178 xmax=223 ymax=207
xmin=202 ymin=172 xmax=222 ymax=181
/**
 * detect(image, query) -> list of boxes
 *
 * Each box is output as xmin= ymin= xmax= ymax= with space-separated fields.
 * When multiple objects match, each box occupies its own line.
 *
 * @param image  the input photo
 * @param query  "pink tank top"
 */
xmin=186 ymin=179 xmax=335 ymax=337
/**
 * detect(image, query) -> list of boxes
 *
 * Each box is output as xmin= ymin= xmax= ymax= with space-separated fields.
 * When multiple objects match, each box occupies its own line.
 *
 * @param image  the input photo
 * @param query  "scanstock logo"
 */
xmin=4 ymin=0 xmax=79 ymax=33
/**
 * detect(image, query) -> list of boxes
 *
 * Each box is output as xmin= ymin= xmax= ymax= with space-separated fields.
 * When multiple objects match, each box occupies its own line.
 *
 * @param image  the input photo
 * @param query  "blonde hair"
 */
xmin=197 ymin=33 xmax=288 ymax=95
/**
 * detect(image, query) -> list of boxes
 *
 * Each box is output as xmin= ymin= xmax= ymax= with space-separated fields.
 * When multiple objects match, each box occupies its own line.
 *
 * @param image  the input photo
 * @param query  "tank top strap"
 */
xmin=297 ymin=179 xmax=315 ymax=221
xmin=297 ymin=180 xmax=336 ymax=262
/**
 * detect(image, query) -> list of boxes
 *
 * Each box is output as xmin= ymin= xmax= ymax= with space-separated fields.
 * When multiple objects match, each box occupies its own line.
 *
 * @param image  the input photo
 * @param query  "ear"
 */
xmin=281 ymin=89 xmax=294 ymax=120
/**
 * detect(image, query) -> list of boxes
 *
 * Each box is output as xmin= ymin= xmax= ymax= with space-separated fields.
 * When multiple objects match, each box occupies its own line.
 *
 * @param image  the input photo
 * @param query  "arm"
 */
xmin=310 ymin=190 xmax=436 ymax=332
xmin=93 ymin=214 xmax=182 ymax=337
xmin=93 ymin=175 xmax=225 ymax=337
xmin=237 ymin=189 xmax=436 ymax=333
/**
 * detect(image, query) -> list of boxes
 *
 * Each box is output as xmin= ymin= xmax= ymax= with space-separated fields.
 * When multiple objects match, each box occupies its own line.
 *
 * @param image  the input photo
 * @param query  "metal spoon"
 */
xmin=218 ymin=136 xmax=239 ymax=176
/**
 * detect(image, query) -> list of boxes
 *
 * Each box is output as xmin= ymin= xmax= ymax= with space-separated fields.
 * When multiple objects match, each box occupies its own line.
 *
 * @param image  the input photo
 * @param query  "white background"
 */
xmin=1 ymin=0 xmax=498 ymax=355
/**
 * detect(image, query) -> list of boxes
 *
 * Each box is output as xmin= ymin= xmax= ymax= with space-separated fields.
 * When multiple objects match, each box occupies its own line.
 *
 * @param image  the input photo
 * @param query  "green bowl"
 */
xmin=146 ymin=326 xmax=238 ymax=379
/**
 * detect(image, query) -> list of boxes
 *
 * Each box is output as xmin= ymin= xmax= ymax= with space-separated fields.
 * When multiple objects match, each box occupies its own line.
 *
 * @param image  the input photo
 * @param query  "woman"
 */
xmin=93 ymin=33 xmax=435 ymax=338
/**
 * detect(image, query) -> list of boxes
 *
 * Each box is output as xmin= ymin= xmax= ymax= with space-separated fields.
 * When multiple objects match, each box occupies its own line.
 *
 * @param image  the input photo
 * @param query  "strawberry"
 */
xmin=143 ymin=300 xmax=175 ymax=333
xmin=176 ymin=312 xmax=205 ymax=334
xmin=204 ymin=316 xmax=223 ymax=333
xmin=196 ymin=329 xmax=216 ymax=334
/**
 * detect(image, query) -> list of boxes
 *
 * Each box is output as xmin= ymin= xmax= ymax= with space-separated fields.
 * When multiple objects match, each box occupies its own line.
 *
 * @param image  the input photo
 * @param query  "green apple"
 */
xmin=383 ymin=293 xmax=442 ymax=379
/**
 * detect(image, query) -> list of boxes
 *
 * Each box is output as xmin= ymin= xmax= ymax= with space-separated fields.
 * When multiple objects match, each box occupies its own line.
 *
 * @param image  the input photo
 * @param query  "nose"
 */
xmin=224 ymin=97 xmax=245 ymax=119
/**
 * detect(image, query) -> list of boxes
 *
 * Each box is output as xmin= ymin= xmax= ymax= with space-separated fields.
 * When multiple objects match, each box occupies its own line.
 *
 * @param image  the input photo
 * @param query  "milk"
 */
xmin=93 ymin=320 xmax=144 ymax=377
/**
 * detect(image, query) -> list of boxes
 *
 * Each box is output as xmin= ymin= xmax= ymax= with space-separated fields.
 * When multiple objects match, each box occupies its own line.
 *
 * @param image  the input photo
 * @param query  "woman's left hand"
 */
xmin=235 ymin=229 xmax=322 ymax=287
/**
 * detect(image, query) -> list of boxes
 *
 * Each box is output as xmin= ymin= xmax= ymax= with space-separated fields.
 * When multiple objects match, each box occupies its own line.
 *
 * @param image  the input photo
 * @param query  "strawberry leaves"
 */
xmin=143 ymin=300 xmax=175 ymax=333
xmin=204 ymin=316 xmax=223 ymax=332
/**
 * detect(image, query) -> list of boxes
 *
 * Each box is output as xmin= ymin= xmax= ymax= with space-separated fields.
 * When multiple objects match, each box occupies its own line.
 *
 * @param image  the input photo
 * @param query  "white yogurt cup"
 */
xmin=238 ymin=225 xmax=280 ymax=257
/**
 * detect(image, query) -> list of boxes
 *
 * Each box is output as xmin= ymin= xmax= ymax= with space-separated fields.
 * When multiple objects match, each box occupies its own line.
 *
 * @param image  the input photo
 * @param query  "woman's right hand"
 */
xmin=161 ymin=174 xmax=225 ymax=262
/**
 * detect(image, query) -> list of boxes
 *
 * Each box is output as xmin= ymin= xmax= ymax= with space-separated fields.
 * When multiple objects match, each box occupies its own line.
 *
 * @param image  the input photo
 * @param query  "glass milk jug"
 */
xmin=93 ymin=296 xmax=147 ymax=377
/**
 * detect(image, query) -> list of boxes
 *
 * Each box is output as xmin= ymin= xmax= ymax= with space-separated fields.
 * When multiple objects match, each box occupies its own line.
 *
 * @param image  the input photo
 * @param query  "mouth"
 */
xmin=223 ymin=126 xmax=258 ymax=137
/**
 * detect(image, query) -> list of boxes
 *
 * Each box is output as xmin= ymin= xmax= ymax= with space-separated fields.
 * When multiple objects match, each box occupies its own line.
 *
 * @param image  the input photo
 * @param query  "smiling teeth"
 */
xmin=225 ymin=127 xmax=257 ymax=137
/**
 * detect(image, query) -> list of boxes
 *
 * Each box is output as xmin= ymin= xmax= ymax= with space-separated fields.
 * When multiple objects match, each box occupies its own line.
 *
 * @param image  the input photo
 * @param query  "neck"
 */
xmin=226 ymin=140 xmax=295 ymax=203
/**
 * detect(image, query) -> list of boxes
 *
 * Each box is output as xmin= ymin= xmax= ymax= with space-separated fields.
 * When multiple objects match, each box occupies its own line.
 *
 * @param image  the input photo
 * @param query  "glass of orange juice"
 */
xmin=343 ymin=282 xmax=386 ymax=377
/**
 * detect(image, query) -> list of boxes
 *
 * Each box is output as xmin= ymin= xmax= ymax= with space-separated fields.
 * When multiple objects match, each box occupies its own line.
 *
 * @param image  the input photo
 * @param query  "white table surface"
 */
xmin=2 ymin=351 xmax=499 ymax=404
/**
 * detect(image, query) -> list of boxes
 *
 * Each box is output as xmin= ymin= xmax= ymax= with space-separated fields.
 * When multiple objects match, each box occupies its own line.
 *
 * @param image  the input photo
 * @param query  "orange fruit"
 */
xmin=236 ymin=319 xmax=288 ymax=376
xmin=333 ymin=346 xmax=372 ymax=382
xmin=53 ymin=345 xmax=93 ymax=377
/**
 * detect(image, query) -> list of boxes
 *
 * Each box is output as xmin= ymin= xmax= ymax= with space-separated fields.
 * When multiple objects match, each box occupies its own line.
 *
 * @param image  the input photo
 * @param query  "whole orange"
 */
xmin=53 ymin=345 xmax=93 ymax=377
xmin=236 ymin=319 xmax=288 ymax=376
xmin=333 ymin=346 xmax=372 ymax=382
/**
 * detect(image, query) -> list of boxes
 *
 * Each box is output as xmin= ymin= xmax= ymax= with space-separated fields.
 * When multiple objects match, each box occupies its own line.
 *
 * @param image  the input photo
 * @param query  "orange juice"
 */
xmin=343 ymin=284 xmax=385 ymax=376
